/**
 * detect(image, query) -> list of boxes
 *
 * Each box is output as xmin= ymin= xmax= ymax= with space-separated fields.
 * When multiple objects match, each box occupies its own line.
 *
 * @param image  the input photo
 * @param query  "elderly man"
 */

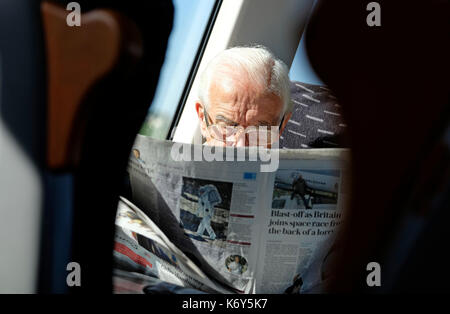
xmin=195 ymin=46 xmax=292 ymax=147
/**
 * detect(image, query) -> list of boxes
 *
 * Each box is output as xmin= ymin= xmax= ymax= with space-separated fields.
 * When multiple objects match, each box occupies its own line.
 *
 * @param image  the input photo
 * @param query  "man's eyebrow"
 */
xmin=215 ymin=115 xmax=239 ymax=126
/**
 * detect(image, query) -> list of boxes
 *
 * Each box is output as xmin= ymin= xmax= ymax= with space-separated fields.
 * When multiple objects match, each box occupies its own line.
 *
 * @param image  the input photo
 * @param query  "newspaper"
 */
xmin=118 ymin=135 xmax=350 ymax=294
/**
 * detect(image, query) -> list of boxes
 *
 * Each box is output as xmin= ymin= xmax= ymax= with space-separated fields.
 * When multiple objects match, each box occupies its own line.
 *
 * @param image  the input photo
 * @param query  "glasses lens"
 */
xmin=208 ymin=125 xmax=240 ymax=141
xmin=207 ymin=125 xmax=279 ymax=146
xmin=246 ymin=127 xmax=279 ymax=146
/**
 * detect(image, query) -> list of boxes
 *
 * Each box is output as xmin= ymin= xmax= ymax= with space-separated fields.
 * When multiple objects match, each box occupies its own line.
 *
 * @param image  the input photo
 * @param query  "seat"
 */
xmin=0 ymin=0 xmax=173 ymax=293
xmin=304 ymin=0 xmax=450 ymax=292
xmin=280 ymin=81 xmax=348 ymax=149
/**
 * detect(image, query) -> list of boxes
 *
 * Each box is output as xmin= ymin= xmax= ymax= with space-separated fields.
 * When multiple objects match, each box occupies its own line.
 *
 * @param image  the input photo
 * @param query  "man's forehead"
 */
xmin=208 ymin=93 xmax=283 ymax=126
xmin=208 ymin=75 xmax=281 ymax=121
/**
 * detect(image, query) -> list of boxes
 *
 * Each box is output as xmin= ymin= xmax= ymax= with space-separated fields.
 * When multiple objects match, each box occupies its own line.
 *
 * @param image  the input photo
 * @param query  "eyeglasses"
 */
xmin=203 ymin=107 xmax=284 ymax=146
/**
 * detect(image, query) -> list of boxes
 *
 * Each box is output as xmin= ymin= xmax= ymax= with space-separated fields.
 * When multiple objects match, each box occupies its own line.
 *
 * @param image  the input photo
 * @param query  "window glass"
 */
xmin=289 ymin=32 xmax=323 ymax=85
xmin=139 ymin=0 xmax=217 ymax=139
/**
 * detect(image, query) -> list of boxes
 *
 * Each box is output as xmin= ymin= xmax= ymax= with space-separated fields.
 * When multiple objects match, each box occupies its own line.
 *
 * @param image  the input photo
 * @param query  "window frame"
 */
xmin=166 ymin=0 xmax=223 ymax=140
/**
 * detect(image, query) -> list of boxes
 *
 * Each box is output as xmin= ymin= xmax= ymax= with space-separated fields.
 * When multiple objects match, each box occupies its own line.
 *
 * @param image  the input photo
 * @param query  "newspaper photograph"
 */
xmin=272 ymin=169 xmax=340 ymax=210
xmin=179 ymin=177 xmax=232 ymax=246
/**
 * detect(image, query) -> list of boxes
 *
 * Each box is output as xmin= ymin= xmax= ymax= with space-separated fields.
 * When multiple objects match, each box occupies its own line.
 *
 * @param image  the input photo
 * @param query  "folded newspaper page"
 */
xmin=121 ymin=135 xmax=350 ymax=294
xmin=114 ymin=197 xmax=233 ymax=294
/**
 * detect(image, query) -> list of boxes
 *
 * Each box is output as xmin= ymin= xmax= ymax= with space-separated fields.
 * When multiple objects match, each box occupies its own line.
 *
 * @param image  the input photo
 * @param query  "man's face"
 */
xmin=234 ymin=256 xmax=240 ymax=263
xmin=196 ymin=74 xmax=291 ymax=147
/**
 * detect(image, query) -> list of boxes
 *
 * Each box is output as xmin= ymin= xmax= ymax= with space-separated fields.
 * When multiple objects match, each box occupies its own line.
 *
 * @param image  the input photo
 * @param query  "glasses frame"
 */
xmin=203 ymin=106 xmax=285 ymax=145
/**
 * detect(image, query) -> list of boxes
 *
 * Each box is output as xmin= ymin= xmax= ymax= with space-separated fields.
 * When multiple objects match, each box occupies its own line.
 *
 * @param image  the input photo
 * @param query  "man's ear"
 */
xmin=196 ymin=102 xmax=208 ymax=137
xmin=279 ymin=112 xmax=292 ymax=135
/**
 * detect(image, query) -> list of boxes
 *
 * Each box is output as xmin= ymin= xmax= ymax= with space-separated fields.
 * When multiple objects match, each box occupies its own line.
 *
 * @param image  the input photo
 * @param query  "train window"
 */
xmin=138 ymin=0 xmax=219 ymax=139
xmin=289 ymin=33 xmax=323 ymax=85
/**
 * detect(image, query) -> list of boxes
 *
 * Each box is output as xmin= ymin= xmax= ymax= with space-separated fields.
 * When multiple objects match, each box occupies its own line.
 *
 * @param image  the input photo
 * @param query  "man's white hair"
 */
xmin=198 ymin=45 xmax=292 ymax=118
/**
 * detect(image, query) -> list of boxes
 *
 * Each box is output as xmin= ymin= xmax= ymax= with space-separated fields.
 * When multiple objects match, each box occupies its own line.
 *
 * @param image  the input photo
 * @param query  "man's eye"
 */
xmin=218 ymin=124 xmax=234 ymax=130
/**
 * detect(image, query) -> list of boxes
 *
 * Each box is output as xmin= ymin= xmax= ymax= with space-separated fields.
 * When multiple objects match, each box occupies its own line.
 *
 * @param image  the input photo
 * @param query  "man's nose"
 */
xmin=224 ymin=133 xmax=246 ymax=147
xmin=233 ymin=133 xmax=246 ymax=147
